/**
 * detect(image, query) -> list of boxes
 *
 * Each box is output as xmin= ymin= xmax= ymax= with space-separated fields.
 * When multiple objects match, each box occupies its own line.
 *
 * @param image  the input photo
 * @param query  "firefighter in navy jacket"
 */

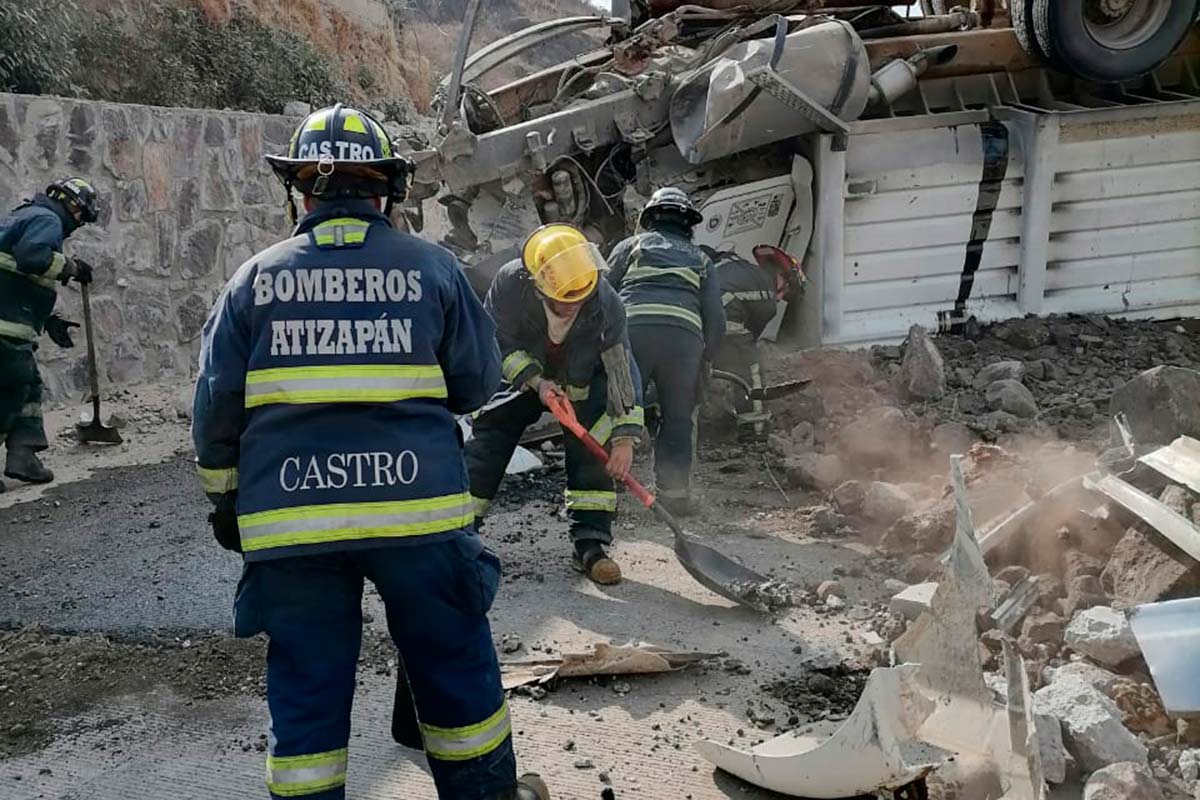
xmin=191 ymin=105 xmax=548 ymax=800
xmin=466 ymin=224 xmax=643 ymax=586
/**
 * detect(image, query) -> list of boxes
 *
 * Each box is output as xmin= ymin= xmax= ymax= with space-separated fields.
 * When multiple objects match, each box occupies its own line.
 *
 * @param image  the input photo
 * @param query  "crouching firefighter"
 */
xmin=606 ymin=187 xmax=724 ymax=517
xmin=466 ymin=223 xmax=643 ymax=586
xmin=191 ymin=104 xmax=549 ymax=800
xmin=707 ymin=244 xmax=805 ymax=441
xmin=0 ymin=177 xmax=99 ymax=488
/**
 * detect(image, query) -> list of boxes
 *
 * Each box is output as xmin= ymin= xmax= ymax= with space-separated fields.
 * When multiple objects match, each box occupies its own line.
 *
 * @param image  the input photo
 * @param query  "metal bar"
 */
xmin=990 ymin=576 xmax=1040 ymax=634
xmin=812 ymin=135 xmax=846 ymax=344
xmin=1083 ymin=472 xmax=1200 ymax=563
xmin=441 ymin=0 xmax=485 ymax=131
xmin=864 ymin=29 xmax=1038 ymax=79
xmin=1015 ymin=114 xmax=1058 ymax=314
xmin=1139 ymin=436 xmax=1200 ymax=497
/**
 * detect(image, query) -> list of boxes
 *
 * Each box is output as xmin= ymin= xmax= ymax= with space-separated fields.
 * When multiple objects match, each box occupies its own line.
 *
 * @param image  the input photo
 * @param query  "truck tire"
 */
xmin=1011 ymin=0 xmax=1053 ymax=64
xmin=1031 ymin=0 xmax=1199 ymax=83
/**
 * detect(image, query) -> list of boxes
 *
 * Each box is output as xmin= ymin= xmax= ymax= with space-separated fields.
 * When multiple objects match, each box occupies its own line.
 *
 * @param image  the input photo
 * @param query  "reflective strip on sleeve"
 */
xmin=0 ymin=319 xmax=38 ymax=341
xmin=312 ymin=218 xmax=369 ymax=247
xmin=265 ymin=747 xmax=348 ymax=797
xmin=614 ymin=406 xmax=644 ymax=430
xmin=44 ymin=252 xmax=67 ymax=280
xmin=501 ymin=351 xmax=541 ymax=384
xmin=0 ymin=252 xmax=57 ymax=290
xmin=587 ymin=414 xmax=614 ymax=446
xmin=197 ymin=465 xmax=238 ymax=494
xmin=471 ymin=494 xmax=491 ymax=517
xmin=421 ymin=701 xmax=512 ymax=762
xmin=627 ymin=303 xmax=702 ymax=331
xmin=238 ymin=493 xmax=475 ymax=551
xmin=244 ymin=364 xmax=447 ymax=408
xmin=565 ymin=384 xmax=590 ymax=401
xmin=721 ymin=290 xmax=773 ymax=306
xmin=565 ymin=489 xmax=617 ymax=513
xmin=624 ymin=265 xmax=702 ymax=289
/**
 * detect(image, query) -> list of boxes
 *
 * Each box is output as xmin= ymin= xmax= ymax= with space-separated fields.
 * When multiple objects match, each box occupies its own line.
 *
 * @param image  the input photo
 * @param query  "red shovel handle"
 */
xmin=545 ymin=395 xmax=657 ymax=508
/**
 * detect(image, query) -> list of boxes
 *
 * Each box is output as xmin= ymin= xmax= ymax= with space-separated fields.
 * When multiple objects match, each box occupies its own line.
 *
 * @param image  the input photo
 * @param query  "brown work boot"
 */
xmin=4 ymin=446 xmax=53 ymax=484
xmin=572 ymin=543 xmax=622 ymax=585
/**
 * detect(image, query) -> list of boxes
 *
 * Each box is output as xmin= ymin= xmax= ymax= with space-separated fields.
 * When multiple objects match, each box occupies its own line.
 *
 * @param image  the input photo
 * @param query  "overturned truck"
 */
xmin=409 ymin=0 xmax=1200 ymax=346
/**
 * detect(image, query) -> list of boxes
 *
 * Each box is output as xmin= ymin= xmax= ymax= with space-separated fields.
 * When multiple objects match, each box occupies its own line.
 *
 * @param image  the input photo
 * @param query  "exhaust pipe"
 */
xmin=867 ymin=44 xmax=959 ymax=107
xmin=859 ymin=10 xmax=982 ymax=39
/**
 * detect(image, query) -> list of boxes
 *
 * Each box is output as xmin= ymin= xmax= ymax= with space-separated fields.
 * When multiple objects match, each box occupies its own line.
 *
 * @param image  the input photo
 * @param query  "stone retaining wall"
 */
xmin=0 ymin=92 xmax=298 ymax=401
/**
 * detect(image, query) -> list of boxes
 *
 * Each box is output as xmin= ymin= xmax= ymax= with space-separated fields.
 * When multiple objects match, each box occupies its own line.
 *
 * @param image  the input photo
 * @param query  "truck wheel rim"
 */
xmin=1084 ymin=0 xmax=1172 ymax=50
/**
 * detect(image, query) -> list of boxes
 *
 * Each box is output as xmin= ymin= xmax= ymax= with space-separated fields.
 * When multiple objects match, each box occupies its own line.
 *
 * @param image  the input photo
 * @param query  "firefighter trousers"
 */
xmin=467 ymin=376 xmax=616 ymax=547
xmin=628 ymin=324 xmax=704 ymax=501
xmin=0 ymin=338 xmax=48 ymax=452
xmin=234 ymin=536 xmax=514 ymax=799
xmin=713 ymin=330 xmax=765 ymax=438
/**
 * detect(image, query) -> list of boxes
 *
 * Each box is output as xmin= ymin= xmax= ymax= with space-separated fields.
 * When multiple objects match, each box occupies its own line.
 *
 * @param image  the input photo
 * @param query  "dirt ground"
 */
xmin=1 ymin=316 xmax=1197 ymax=799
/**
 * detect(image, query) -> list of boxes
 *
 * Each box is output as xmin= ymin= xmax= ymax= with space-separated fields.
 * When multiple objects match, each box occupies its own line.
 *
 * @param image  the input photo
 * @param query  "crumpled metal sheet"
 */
xmin=501 ymin=642 xmax=721 ymax=689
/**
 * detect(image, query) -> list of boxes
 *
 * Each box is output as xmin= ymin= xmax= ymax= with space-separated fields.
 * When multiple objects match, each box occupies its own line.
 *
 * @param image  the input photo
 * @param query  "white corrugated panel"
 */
xmin=1046 ymin=128 xmax=1200 ymax=318
xmin=835 ymin=123 xmax=1025 ymax=343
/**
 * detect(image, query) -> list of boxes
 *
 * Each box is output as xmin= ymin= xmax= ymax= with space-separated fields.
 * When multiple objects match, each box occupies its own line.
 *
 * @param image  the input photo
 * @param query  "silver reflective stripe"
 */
xmin=0 ymin=253 xmax=57 ymax=289
xmin=625 ymin=265 xmax=701 ymax=288
xmin=268 ymin=761 xmax=346 ymax=787
xmin=722 ymin=290 xmax=773 ymax=306
xmin=422 ymin=704 xmax=512 ymax=760
xmin=239 ymin=498 xmax=474 ymax=542
xmin=0 ymin=320 xmax=37 ymax=341
xmin=244 ymin=374 xmax=447 ymax=400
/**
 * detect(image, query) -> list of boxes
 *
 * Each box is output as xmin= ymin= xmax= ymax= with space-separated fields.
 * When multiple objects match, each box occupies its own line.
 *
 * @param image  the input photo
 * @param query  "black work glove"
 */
xmin=61 ymin=256 xmax=94 ymax=285
xmin=208 ymin=494 xmax=242 ymax=553
xmin=44 ymin=315 xmax=79 ymax=348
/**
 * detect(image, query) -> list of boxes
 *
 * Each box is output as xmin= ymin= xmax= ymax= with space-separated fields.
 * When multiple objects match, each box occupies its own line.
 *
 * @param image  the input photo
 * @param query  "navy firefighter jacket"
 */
xmin=191 ymin=200 xmax=502 ymax=561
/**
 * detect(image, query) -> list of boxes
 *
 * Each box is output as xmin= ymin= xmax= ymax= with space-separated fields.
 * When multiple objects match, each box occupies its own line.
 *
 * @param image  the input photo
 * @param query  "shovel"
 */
xmin=546 ymin=394 xmax=771 ymax=608
xmin=75 ymin=283 xmax=123 ymax=445
xmin=711 ymin=369 xmax=811 ymax=402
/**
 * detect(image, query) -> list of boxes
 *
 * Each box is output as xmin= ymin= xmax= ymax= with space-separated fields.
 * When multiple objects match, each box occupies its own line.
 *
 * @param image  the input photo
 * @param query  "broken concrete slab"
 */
xmin=1044 ymin=661 xmax=1122 ymax=695
xmin=974 ymin=360 xmax=1026 ymax=389
xmin=783 ymin=452 xmax=845 ymax=491
xmin=889 ymin=582 xmax=938 ymax=621
xmin=1082 ymin=762 xmax=1163 ymax=800
xmin=986 ymin=379 xmax=1039 ymax=418
xmin=862 ymin=482 xmax=916 ymax=527
xmin=1110 ymin=366 xmax=1200 ymax=446
xmin=1101 ymin=523 xmax=1200 ymax=605
xmin=1064 ymin=606 xmax=1139 ymax=669
xmin=898 ymin=325 xmax=946 ymax=400
xmin=1032 ymin=676 xmax=1149 ymax=772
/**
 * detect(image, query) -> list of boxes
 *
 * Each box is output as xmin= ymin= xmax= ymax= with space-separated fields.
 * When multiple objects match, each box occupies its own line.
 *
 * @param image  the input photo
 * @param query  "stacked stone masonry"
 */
xmin=0 ymin=92 xmax=300 ymax=401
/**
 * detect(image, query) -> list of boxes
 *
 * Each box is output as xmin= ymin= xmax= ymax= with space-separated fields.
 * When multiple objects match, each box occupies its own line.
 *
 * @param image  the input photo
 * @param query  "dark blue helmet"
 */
xmin=46 ymin=177 xmax=100 ymax=224
xmin=265 ymin=104 xmax=413 ymax=203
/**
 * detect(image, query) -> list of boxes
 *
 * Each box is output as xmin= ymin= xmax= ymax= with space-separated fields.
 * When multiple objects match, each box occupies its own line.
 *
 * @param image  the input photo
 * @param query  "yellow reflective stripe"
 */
xmin=44 ymin=252 xmax=67 ymax=280
xmin=370 ymin=119 xmax=392 ymax=157
xmin=266 ymin=747 xmax=347 ymax=797
xmin=341 ymin=113 xmax=368 ymax=134
xmin=197 ymin=465 xmax=238 ymax=494
xmin=502 ymin=351 xmax=540 ymax=384
xmin=565 ymin=384 xmax=590 ymax=401
xmin=588 ymin=414 xmax=614 ymax=446
xmin=304 ymin=113 xmax=328 ymax=132
xmin=422 ymin=701 xmax=512 ymax=762
xmin=471 ymin=494 xmax=491 ymax=517
xmin=313 ymin=217 xmax=369 ymax=246
xmin=625 ymin=265 xmax=702 ymax=288
xmin=238 ymin=493 xmax=474 ymax=551
xmin=0 ymin=252 xmax=58 ymax=290
xmin=244 ymin=364 xmax=447 ymax=408
xmin=722 ymin=290 xmax=773 ymax=306
xmin=0 ymin=319 xmax=38 ymax=341
xmin=614 ymin=406 xmax=644 ymax=429
xmin=627 ymin=303 xmax=702 ymax=330
xmin=565 ymin=489 xmax=617 ymax=512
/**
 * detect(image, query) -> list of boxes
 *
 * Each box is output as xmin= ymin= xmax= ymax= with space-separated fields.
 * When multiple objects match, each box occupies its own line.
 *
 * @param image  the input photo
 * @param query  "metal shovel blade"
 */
xmin=673 ymin=531 xmax=770 ymax=604
xmin=76 ymin=415 xmax=123 ymax=445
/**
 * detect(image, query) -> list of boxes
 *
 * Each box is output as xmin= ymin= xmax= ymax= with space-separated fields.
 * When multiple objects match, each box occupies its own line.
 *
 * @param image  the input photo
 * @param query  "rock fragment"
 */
xmin=831 ymin=480 xmax=865 ymax=515
xmin=783 ymin=452 xmax=844 ymax=491
xmin=974 ymin=360 xmax=1026 ymax=389
xmin=985 ymin=379 xmax=1039 ymax=418
xmin=1064 ymin=607 xmax=1139 ymax=668
xmin=1082 ymin=762 xmax=1162 ymax=800
xmin=888 ymin=582 xmax=938 ymax=620
xmin=898 ymin=324 xmax=946 ymax=400
xmin=1109 ymin=366 xmax=1200 ymax=445
xmin=1033 ymin=676 xmax=1148 ymax=772
xmin=861 ymin=482 xmax=916 ymax=526
xmin=931 ymin=421 xmax=976 ymax=457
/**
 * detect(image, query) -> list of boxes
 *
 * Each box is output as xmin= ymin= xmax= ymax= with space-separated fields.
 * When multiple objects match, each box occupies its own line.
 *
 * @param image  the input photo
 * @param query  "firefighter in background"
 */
xmin=0 ymin=177 xmax=99 ymax=489
xmin=467 ymin=223 xmax=643 ymax=586
xmin=706 ymin=244 xmax=806 ymax=441
xmin=607 ymin=187 xmax=724 ymax=517
xmin=192 ymin=104 xmax=548 ymax=800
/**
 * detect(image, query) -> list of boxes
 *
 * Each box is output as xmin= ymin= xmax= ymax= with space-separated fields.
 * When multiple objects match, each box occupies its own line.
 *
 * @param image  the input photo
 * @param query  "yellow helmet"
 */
xmin=521 ymin=224 xmax=603 ymax=303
